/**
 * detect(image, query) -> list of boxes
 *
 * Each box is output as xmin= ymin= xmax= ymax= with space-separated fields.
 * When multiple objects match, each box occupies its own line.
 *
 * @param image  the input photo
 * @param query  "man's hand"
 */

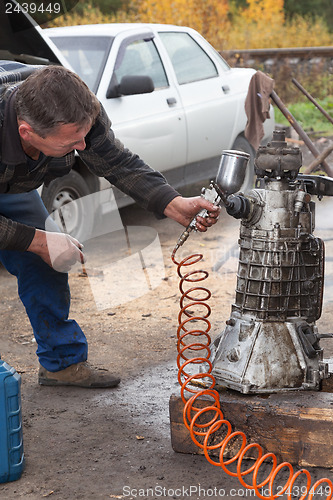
xmin=164 ymin=195 xmax=220 ymax=231
xmin=27 ymin=229 xmax=85 ymax=272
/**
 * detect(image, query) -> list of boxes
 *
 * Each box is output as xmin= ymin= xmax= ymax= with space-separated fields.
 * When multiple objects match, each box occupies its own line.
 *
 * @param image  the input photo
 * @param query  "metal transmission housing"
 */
xmin=211 ymin=130 xmax=332 ymax=393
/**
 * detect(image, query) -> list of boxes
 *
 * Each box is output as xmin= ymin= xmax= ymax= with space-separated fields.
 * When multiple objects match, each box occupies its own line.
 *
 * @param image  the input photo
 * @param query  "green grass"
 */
xmin=273 ymin=97 xmax=333 ymax=137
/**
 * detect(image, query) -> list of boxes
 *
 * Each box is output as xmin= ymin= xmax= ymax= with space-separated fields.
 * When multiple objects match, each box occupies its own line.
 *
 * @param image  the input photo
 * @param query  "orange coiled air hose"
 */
xmin=171 ymin=249 xmax=333 ymax=500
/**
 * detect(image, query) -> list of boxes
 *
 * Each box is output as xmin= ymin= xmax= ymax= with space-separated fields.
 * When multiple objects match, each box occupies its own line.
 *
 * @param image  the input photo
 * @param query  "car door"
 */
xmin=97 ymin=32 xmax=187 ymax=175
xmin=159 ymin=30 xmax=245 ymax=165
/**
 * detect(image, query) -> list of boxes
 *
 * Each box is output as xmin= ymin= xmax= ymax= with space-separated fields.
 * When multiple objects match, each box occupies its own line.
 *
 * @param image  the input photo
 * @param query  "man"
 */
xmin=0 ymin=64 xmax=219 ymax=388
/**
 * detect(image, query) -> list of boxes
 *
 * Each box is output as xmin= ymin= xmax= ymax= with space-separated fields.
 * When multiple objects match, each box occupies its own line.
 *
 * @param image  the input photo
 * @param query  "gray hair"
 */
xmin=15 ymin=65 xmax=101 ymax=137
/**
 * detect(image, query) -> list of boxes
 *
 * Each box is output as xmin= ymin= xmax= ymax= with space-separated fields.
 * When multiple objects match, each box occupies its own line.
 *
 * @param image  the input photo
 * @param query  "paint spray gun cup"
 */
xmin=173 ymin=150 xmax=250 ymax=253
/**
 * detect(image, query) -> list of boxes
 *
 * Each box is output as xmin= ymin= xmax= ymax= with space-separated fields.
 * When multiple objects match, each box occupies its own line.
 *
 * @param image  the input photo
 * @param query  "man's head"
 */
xmin=15 ymin=65 xmax=101 ymax=157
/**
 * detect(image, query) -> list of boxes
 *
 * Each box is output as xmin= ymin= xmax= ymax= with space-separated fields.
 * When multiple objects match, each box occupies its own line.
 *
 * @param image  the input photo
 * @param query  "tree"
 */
xmin=136 ymin=0 xmax=230 ymax=46
xmin=284 ymin=0 xmax=330 ymax=17
xmin=231 ymin=0 xmax=333 ymax=30
xmin=72 ymin=0 xmax=124 ymax=15
xmin=226 ymin=0 xmax=285 ymax=48
xmin=284 ymin=0 xmax=333 ymax=30
xmin=239 ymin=0 xmax=284 ymax=24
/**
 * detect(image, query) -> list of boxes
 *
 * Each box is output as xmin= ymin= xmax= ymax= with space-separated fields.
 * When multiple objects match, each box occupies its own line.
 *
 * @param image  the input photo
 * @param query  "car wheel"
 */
xmin=41 ymin=170 xmax=94 ymax=242
xmin=231 ymin=136 xmax=256 ymax=193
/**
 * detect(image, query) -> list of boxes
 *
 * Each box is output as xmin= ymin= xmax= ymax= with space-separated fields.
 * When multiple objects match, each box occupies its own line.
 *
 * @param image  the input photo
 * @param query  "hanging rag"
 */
xmin=245 ymin=70 xmax=274 ymax=150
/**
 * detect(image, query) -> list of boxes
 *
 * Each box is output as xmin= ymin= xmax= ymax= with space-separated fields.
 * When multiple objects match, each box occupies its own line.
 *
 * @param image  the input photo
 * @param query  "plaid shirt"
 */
xmin=0 ymin=63 xmax=179 ymax=251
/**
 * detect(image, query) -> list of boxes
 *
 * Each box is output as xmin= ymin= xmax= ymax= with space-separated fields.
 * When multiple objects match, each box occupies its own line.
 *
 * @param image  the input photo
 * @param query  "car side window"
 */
xmin=114 ymin=39 xmax=168 ymax=90
xmin=159 ymin=32 xmax=218 ymax=85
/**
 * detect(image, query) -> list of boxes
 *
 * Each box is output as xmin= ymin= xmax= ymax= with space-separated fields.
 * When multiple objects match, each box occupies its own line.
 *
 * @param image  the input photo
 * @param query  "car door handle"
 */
xmin=167 ymin=97 xmax=177 ymax=106
xmin=222 ymin=85 xmax=230 ymax=94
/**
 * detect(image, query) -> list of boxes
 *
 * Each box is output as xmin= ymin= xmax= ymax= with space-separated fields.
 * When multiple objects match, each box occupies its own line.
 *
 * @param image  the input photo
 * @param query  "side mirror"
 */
xmin=106 ymin=75 xmax=154 ymax=99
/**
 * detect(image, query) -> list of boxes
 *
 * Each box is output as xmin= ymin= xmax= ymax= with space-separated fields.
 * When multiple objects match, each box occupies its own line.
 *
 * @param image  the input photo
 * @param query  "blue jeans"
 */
xmin=0 ymin=190 xmax=88 ymax=372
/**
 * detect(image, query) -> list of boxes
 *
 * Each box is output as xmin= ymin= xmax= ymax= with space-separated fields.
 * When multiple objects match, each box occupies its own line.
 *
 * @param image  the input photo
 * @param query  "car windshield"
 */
xmin=49 ymin=36 xmax=113 ymax=92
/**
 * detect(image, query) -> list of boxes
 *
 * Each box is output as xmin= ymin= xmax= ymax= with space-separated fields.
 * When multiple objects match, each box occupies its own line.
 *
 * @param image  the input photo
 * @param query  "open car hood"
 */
xmin=0 ymin=0 xmax=67 ymax=66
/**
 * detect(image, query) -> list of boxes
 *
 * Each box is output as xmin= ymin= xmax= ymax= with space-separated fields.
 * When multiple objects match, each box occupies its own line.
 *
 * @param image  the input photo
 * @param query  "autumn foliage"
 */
xmin=227 ymin=0 xmax=332 ymax=49
xmin=49 ymin=0 xmax=333 ymax=50
xmin=135 ymin=0 xmax=229 ymax=48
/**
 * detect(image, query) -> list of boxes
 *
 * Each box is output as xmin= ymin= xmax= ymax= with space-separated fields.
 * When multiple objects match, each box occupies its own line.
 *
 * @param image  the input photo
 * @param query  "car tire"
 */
xmin=231 ymin=136 xmax=256 ymax=193
xmin=41 ymin=170 xmax=94 ymax=242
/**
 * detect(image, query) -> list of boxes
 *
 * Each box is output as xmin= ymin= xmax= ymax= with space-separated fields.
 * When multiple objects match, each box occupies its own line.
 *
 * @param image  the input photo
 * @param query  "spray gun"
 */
xmin=173 ymin=150 xmax=251 ymax=253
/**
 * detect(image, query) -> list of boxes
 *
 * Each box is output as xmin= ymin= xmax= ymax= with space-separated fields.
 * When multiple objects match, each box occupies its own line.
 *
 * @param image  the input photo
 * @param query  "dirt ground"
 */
xmin=1 ymin=138 xmax=333 ymax=499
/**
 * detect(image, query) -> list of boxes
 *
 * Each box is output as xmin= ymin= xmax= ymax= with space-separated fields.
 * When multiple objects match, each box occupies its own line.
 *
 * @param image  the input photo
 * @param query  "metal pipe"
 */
xmin=292 ymin=78 xmax=333 ymax=125
xmin=303 ymin=143 xmax=333 ymax=174
xmin=270 ymin=90 xmax=333 ymax=176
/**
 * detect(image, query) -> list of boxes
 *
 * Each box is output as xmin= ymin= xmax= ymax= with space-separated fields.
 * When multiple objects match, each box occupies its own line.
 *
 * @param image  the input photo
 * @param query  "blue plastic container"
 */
xmin=0 ymin=359 xmax=25 ymax=483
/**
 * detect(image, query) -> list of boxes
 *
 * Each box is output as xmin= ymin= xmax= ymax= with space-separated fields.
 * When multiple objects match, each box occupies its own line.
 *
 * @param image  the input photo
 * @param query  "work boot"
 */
xmin=38 ymin=361 xmax=120 ymax=388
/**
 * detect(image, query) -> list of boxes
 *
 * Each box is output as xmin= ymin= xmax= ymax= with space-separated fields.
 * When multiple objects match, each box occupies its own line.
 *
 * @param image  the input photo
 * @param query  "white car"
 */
xmin=43 ymin=24 xmax=274 ymax=211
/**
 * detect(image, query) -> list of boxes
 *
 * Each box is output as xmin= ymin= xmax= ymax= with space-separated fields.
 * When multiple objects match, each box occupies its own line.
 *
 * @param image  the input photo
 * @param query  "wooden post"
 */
xmin=170 ymin=377 xmax=333 ymax=468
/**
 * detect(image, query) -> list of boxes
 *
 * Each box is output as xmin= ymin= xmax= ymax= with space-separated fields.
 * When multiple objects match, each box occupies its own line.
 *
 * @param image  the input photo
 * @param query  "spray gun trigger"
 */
xmin=173 ymin=180 xmax=222 ymax=255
